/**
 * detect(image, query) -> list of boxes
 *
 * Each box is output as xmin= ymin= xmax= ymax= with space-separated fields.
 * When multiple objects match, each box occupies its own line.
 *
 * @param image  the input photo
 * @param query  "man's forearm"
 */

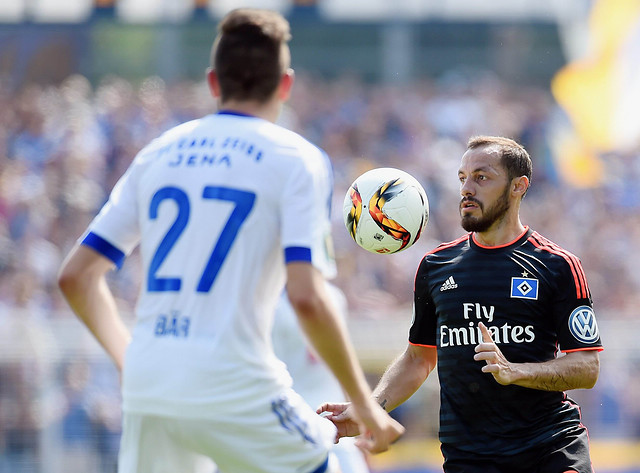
xmin=508 ymin=350 xmax=600 ymax=391
xmin=373 ymin=345 xmax=436 ymax=412
xmin=64 ymin=277 xmax=130 ymax=370
xmin=59 ymin=247 xmax=131 ymax=372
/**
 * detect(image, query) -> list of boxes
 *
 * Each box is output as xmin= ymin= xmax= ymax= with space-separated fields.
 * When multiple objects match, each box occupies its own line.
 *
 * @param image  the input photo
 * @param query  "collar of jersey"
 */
xmin=469 ymin=226 xmax=532 ymax=252
xmin=217 ymin=110 xmax=257 ymax=118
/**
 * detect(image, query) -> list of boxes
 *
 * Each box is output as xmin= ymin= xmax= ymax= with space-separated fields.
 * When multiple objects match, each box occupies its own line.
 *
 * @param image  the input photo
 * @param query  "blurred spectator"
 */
xmin=0 ymin=275 xmax=60 ymax=473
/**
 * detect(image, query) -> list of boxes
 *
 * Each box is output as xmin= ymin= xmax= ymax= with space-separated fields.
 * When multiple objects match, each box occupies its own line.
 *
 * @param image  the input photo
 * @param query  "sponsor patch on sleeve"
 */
xmin=568 ymin=306 xmax=599 ymax=344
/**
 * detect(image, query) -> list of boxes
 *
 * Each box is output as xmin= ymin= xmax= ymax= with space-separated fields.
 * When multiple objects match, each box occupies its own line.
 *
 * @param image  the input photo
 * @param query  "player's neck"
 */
xmin=218 ymin=98 xmax=282 ymax=123
xmin=473 ymin=215 xmax=526 ymax=248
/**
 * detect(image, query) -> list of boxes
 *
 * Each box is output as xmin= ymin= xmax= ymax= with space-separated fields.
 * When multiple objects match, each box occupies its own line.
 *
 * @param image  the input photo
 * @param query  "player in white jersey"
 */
xmin=272 ymin=283 xmax=371 ymax=473
xmin=57 ymin=8 xmax=403 ymax=473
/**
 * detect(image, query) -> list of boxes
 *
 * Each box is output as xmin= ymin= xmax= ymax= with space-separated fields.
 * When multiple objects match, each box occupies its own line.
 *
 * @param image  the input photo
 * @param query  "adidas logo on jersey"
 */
xmin=440 ymin=276 xmax=458 ymax=292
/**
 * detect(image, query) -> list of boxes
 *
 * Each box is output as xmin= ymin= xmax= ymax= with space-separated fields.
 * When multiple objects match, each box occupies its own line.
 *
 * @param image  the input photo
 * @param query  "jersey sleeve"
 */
xmin=80 ymin=155 xmax=145 ymax=268
xmin=551 ymin=255 xmax=603 ymax=352
xmin=409 ymin=257 xmax=437 ymax=346
xmin=280 ymin=146 xmax=336 ymax=278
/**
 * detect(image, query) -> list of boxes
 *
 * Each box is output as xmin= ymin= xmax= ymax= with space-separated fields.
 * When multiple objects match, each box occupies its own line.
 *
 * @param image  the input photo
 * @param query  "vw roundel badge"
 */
xmin=568 ymin=306 xmax=599 ymax=344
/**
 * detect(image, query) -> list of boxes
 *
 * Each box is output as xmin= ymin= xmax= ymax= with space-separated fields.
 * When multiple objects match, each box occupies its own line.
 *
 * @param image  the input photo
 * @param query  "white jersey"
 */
xmin=272 ymin=283 xmax=370 ymax=473
xmin=272 ymin=283 xmax=347 ymax=410
xmin=82 ymin=111 xmax=336 ymax=418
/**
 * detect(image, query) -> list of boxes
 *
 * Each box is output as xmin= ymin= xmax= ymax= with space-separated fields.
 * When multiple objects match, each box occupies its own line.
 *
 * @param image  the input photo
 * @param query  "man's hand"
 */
xmin=474 ymin=322 xmax=601 ymax=391
xmin=317 ymin=402 xmax=360 ymax=440
xmin=473 ymin=322 xmax=517 ymax=385
xmin=317 ymin=400 xmax=404 ymax=453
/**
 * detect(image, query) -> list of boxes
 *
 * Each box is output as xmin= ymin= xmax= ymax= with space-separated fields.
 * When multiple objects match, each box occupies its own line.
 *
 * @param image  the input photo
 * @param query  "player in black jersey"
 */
xmin=319 ymin=136 xmax=602 ymax=473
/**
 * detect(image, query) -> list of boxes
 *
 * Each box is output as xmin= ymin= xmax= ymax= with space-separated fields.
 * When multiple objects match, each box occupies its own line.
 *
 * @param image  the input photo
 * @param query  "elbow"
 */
xmin=406 ymin=345 xmax=438 ymax=381
xmin=57 ymin=262 xmax=85 ymax=299
xmin=287 ymin=291 xmax=322 ymax=319
xmin=57 ymin=269 xmax=75 ymax=298
xmin=582 ymin=375 xmax=598 ymax=391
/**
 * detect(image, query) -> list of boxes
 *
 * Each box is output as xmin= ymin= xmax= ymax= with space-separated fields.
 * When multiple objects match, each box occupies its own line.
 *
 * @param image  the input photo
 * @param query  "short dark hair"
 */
xmin=211 ymin=8 xmax=291 ymax=103
xmin=467 ymin=135 xmax=532 ymax=194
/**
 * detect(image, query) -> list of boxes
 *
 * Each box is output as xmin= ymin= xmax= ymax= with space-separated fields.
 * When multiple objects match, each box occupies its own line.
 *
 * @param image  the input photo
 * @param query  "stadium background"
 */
xmin=1 ymin=0 xmax=639 ymax=472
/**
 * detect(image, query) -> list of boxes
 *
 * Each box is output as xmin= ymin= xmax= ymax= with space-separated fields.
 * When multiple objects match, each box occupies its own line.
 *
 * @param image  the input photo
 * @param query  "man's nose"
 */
xmin=460 ymin=180 xmax=474 ymax=197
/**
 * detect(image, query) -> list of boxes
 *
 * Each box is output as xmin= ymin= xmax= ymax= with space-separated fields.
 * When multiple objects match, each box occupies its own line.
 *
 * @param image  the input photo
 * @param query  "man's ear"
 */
xmin=513 ymin=176 xmax=530 ymax=197
xmin=278 ymin=68 xmax=295 ymax=102
xmin=206 ymin=68 xmax=221 ymax=99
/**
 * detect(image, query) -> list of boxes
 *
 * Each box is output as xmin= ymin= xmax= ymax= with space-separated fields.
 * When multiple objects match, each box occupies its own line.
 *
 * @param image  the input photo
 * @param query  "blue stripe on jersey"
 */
xmin=308 ymin=456 xmax=329 ymax=473
xmin=216 ymin=110 xmax=256 ymax=118
xmin=81 ymin=232 xmax=126 ymax=269
xmin=285 ymin=246 xmax=312 ymax=263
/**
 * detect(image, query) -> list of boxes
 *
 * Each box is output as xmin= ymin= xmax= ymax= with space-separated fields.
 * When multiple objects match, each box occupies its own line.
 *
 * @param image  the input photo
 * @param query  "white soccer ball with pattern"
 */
xmin=343 ymin=167 xmax=429 ymax=254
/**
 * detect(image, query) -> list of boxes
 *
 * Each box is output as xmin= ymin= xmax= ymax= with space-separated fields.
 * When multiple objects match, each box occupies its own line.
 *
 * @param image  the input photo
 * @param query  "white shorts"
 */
xmin=118 ymin=389 xmax=338 ymax=473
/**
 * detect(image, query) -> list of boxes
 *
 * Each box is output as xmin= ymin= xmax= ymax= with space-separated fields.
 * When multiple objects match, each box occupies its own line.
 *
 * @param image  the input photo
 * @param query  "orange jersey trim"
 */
xmin=408 ymin=341 xmax=437 ymax=348
xmin=471 ymin=226 xmax=529 ymax=249
xmin=528 ymin=232 xmax=590 ymax=300
xmin=562 ymin=346 xmax=603 ymax=353
xmin=415 ymin=234 xmax=470 ymax=289
xmin=425 ymin=234 xmax=469 ymax=257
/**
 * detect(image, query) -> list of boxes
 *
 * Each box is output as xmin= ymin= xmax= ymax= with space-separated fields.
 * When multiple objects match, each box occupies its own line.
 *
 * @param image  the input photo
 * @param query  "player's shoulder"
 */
xmin=424 ymin=234 xmax=470 ymax=258
xmin=256 ymin=122 xmax=331 ymax=181
xmin=526 ymin=230 xmax=591 ymax=299
xmin=210 ymin=112 xmax=324 ymax=159
xmin=525 ymin=230 xmax=582 ymax=264
xmin=161 ymin=117 xmax=203 ymax=140
xmin=133 ymin=118 xmax=203 ymax=164
xmin=260 ymin=121 xmax=326 ymax=159
xmin=415 ymin=234 xmax=470 ymax=277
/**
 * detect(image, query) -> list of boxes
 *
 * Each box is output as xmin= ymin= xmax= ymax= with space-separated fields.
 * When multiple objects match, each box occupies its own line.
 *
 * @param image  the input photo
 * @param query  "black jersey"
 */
xmin=409 ymin=227 xmax=602 ymax=456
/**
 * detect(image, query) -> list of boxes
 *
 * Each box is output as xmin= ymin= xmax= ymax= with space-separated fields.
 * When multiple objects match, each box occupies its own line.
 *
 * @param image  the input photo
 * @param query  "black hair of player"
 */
xmin=211 ymin=9 xmax=291 ymax=104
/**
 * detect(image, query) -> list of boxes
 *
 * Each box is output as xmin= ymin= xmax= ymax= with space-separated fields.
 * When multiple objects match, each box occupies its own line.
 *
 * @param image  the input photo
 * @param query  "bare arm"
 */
xmin=372 ymin=343 xmax=437 ymax=412
xmin=58 ymin=244 xmax=131 ymax=372
xmin=474 ymin=322 xmax=600 ymax=391
xmin=286 ymin=262 xmax=404 ymax=452
xmin=317 ymin=343 xmax=436 ymax=439
xmin=286 ymin=263 xmax=370 ymax=404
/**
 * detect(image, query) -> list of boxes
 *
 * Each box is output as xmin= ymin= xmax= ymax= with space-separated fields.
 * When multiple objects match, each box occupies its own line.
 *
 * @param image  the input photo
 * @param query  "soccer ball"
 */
xmin=343 ymin=167 xmax=429 ymax=254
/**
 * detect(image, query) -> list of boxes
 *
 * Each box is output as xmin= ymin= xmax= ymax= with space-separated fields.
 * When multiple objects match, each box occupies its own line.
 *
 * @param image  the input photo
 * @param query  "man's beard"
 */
xmin=460 ymin=185 xmax=511 ymax=233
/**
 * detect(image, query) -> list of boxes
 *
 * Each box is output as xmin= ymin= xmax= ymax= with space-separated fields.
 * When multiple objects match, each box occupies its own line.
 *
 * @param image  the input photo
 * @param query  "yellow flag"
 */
xmin=548 ymin=121 xmax=605 ymax=188
xmin=551 ymin=0 xmax=640 ymax=152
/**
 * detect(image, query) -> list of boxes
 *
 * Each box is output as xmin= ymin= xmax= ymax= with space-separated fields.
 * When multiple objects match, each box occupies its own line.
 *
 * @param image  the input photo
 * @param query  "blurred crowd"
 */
xmin=1 ymin=71 xmax=639 ymax=472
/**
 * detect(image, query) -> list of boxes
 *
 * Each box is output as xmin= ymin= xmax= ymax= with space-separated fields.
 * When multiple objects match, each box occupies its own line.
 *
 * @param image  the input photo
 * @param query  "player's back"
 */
xmin=113 ymin=112 xmax=333 ymax=418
